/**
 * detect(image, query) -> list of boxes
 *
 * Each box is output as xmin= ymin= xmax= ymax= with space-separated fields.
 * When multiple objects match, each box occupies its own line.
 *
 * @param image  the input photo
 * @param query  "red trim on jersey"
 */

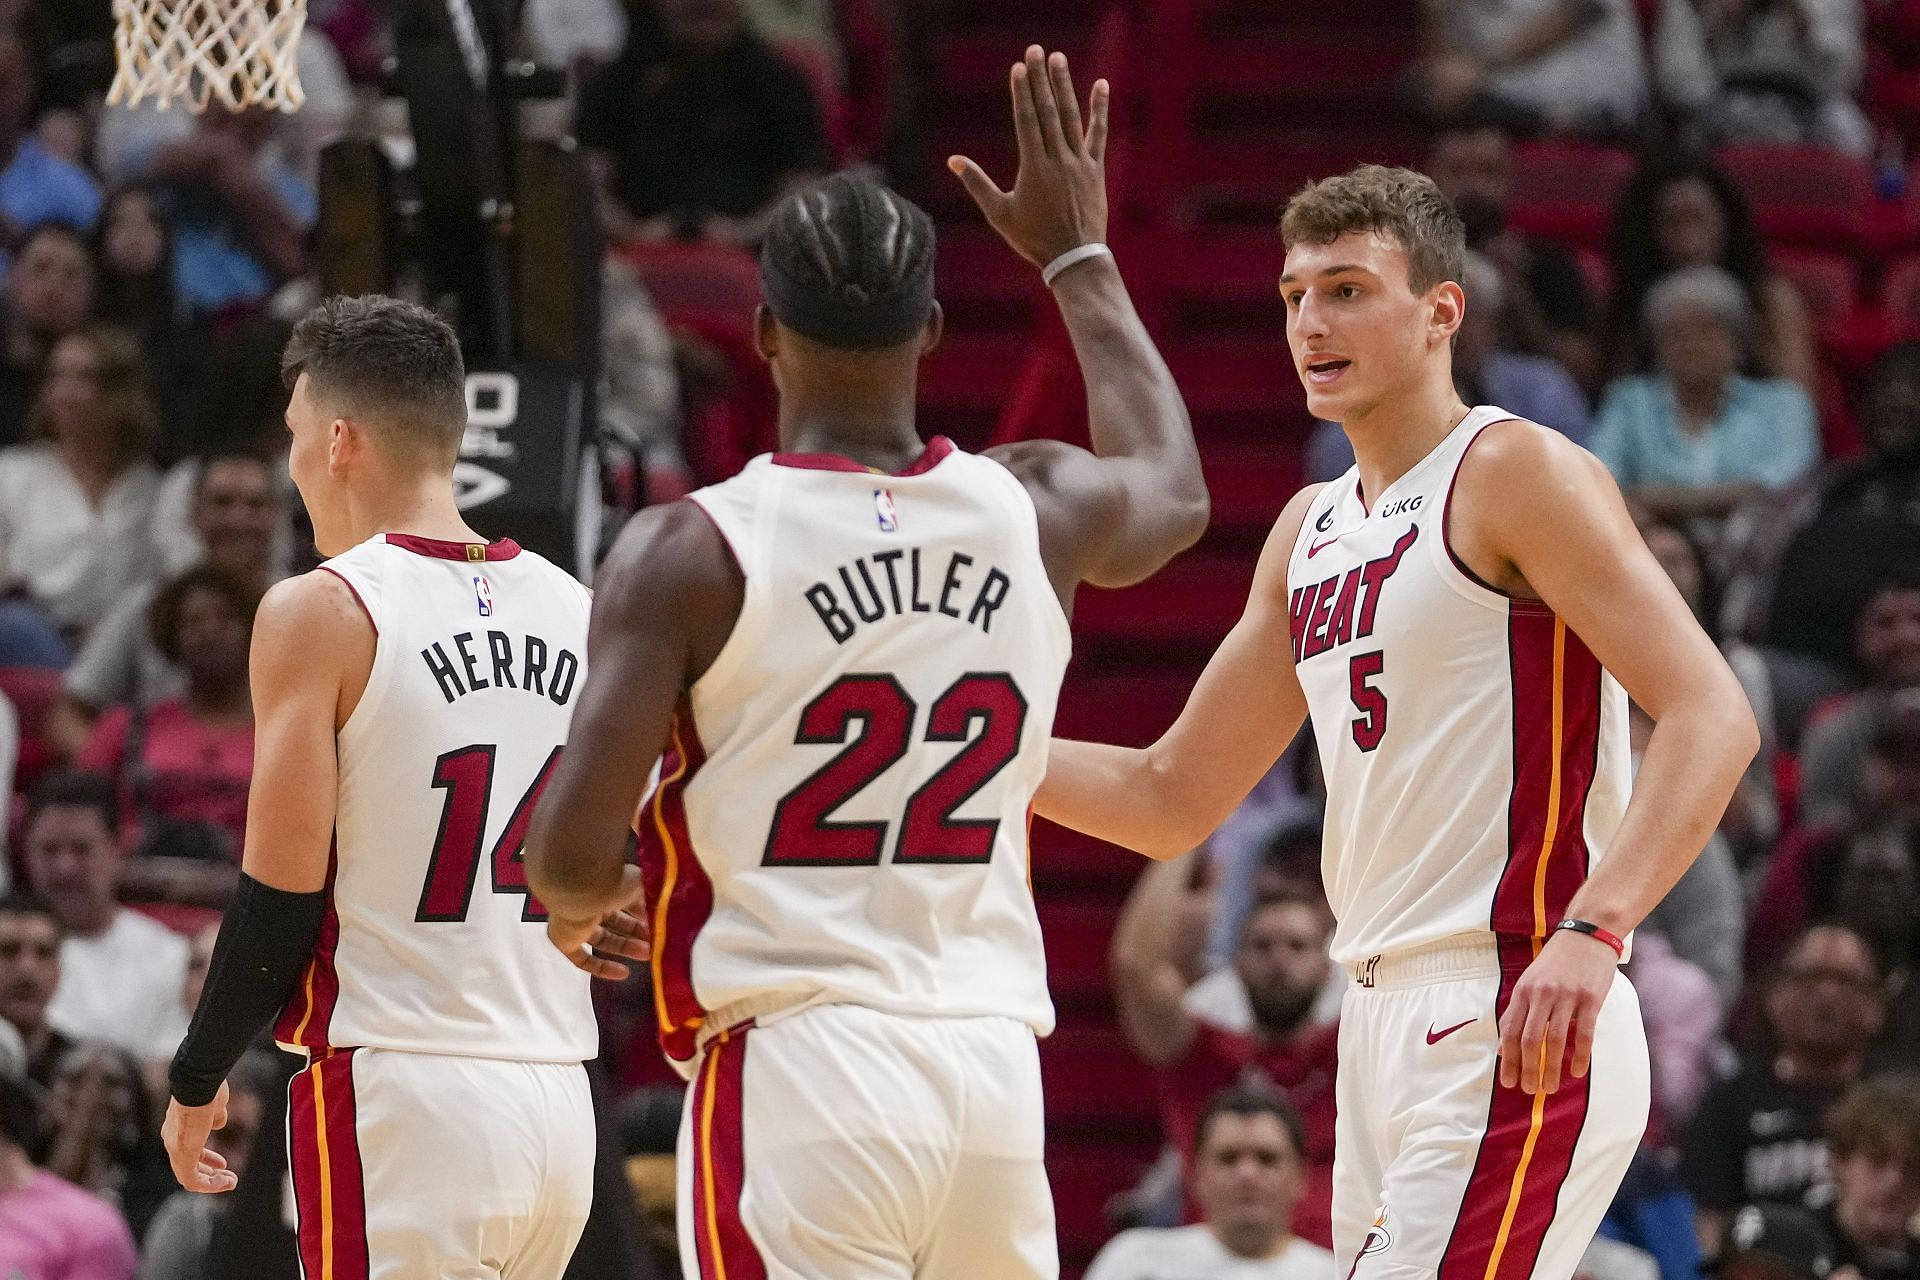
xmin=1492 ymin=607 xmax=1603 ymax=938
xmin=274 ymin=844 xmax=343 ymax=1048
xmin=382 ymin=533 xmax=522 ymax=561
xmin=1441 ymin=419 xmax=1517 ymax=597
xmin=771 ymin=434 xmax=954 ymax=476
xmin=690 ymin=1023 xmax=766 ymax=1280
xmin=1434 ymin=938 xmax=1594 ymax=1280
xmin=289 ymin=1048 xmax=370 ymax=1280
xmin=316 ymin=568 xmax=378 ymax=638
xmin=638 ymin=705 xmax=717 ymax=1066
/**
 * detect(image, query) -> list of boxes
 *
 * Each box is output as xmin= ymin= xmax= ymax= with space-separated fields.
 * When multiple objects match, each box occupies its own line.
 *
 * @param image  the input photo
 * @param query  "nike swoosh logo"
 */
xmin=1426 ymin=1018 xmax=1477 ymax=1045
xmin=1307 ymin=536 xmax=1342 ymax=557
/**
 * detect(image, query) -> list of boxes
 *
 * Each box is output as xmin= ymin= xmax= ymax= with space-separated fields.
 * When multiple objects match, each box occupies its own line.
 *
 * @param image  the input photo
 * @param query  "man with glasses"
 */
xmin=1685 ymin=925 xmax=1888 ymax=1254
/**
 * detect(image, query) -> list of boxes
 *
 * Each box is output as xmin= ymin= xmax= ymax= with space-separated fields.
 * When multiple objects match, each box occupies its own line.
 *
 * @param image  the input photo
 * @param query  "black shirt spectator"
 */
xmin=1685 ymin=925 xmax=1888 ymax=1254
xmin=577 ymin=0 xmax=830 ymax=247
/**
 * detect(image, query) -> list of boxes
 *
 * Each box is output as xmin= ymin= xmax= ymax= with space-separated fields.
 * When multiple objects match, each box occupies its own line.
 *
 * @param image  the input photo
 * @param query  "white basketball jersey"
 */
xmin=1285 ymin=408 xmax=1632 ymax=966
xmin=274 ymin=533 xmax=598 ymax=1062
xmin=644 ymin=437 xmax=1068 ymax=1071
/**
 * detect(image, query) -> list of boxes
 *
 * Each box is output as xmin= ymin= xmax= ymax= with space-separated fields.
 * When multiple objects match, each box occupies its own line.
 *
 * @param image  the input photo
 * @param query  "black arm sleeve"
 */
xmin=168 ymin=873 xmax=327 ymax=1106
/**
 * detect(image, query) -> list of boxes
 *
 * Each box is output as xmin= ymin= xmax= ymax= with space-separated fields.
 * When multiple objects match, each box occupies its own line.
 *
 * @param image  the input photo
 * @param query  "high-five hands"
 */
xmin=948 ymin=46 xmax=1111 ymax=270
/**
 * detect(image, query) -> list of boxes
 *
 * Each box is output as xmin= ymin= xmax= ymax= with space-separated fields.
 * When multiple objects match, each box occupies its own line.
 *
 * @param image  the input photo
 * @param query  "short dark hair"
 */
xmin=24 ymin=771 xmax=119 ymax=838
xmin=1195 ymin=1084 xmax=1307 ymax=1161
xmin=0 ymin=891 xmax=62 ymax=935
xmin=1281 ymin=164 xmax=1467 ymax=294
xmin=13 ymin=219 xmax=90 ymax=264
xmin=193 ymin=447 xmax=274 ymax=496
xmin=761 ymin=173 xmax=936 ymax=350
xmin=1830 ymin=1074 xmax=1920 ymax=1167
xmin=149 ymin=564 xmax=261 ymax=661
xmin=1243 ymin=884 xmax=1336 ymax=940
xmin=281 ymin=295 xmax=468 ymax=458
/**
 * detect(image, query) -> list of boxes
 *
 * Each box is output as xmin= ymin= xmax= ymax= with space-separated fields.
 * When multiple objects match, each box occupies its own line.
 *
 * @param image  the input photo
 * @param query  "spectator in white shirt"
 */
xmin=0 ymin=325 xmax=160 ymax=639
xmin=18 ymin=772 xmax=189 ymax=1060
xmin=1087 ymin=1087 xmax=1340 ymax=1280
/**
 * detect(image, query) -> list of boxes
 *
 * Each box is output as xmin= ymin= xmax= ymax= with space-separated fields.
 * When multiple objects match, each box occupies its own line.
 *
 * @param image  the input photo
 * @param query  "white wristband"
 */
xmin=1042 ymin=242 xmax=1112 ymax=287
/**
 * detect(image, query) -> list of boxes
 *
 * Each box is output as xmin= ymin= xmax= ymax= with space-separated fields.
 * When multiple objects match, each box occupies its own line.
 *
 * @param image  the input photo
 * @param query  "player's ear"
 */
xmin=753 ymin=304 xmax=778 ymax=363
xmin=1430 ymin=280 xmax=1466 ymax=345
xmin=918 ymin=301 xmax=945 ymax=360
xmin=325 ymin=417 xmax=354 ymax=477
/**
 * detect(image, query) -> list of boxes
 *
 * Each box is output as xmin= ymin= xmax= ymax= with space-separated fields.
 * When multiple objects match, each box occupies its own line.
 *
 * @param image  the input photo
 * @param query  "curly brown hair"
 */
xmin=27 ymin=325 xmax=158 ymax=472
xmin=1830 ymin=1074 xmax=1920 ymax=1168
xmin=1280 ymin=165 xmax=1467 ymax=295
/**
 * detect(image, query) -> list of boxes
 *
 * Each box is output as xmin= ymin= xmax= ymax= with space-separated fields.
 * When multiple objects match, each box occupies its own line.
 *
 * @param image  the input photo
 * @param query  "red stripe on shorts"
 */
xmin=691 ymin=1023 xmax=766 ymax=1280
xmin=1434 ymin=939 xmax=1594 ymax=1280
xmin=287 ymin=1049 xmax=369 ymax=1280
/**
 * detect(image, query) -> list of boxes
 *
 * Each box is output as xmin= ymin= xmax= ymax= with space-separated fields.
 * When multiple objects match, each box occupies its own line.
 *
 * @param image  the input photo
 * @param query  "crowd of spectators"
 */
xmin=0 ymin=0 xmax=1918 ymax=1275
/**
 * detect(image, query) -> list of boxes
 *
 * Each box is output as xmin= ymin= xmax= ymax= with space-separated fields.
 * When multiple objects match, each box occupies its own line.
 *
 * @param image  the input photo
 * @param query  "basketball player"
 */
xmin=157 ymin=296 xmax=642 ymax=1278
xmin=523 ymin=47 xmax=1204 ymax=1279
xmin=1033 ymin=167 xmax=1760 ymax=1280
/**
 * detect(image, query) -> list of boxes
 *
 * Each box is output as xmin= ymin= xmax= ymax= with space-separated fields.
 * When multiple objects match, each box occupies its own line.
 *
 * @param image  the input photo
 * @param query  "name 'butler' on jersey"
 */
xmin=645 ymin=437 xmax=1069 ymax=1071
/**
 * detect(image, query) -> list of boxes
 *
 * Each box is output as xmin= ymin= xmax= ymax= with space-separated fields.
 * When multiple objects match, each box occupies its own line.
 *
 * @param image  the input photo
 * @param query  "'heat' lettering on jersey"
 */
xmin=1288 ymin=526 xmax=1421 ymax=663
xmin=420 ymin=630 xmax=580 ymax=705
xmin=804 ymin=546 xmax=1012 ymax=645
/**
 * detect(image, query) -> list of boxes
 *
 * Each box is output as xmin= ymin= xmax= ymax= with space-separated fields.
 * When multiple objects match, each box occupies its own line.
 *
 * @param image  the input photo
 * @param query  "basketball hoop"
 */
xmin=108 ymin=0 xmax=307 ymax=113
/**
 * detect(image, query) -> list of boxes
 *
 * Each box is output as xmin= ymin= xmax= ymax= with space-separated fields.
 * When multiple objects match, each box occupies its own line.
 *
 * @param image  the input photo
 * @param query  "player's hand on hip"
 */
xmin=547 ymin=865 xmax=649 ymax=981
xmin=162 ymin=1082 xmax=237 ymax=1194
xmin=1497 ymin=930 xmax=1617 ymax=1095
xmin=948 ymin=46 xmax=1109 ymax=269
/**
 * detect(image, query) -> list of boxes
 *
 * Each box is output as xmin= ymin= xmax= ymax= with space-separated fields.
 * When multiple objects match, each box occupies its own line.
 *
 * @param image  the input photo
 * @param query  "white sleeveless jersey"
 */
xmin=643 ymin=437 xmax=1069 ymax=1071
xmin=1285 ymin=408 xmax=1633 ymax=966
xmin=273 ymin=533 xmax=598 ymax=1062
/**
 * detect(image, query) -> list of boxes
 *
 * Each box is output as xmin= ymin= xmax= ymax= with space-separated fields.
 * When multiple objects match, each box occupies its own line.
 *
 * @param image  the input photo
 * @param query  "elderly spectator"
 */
xmin=1754 ymin=343 xmax=1920 ymax=674
xmin=1654 ymin=0 xmax=1871 ymax=155
xmin=1685 ymin=925 xmax=1887 ymax=1254
xmin=76 ymin=566 xmax=255 ymax=901
xmin=0 ymin=326 xmax=162 ymax=640
xmin=19 ymin=772 xmax=191 ymax=1060
xmin=0 ymin=1037 xmax=137 ymax=1280
xmin=50 ymin=451 xmax=281 ymax=759
xmin=1426 ymin=125 xmax=1600 ymax=384
xmin=1605 ymin=153 xmax=1816 ymax=391
xmin=136 ymin=1047 xmax=275 ymax=1280
xmin=1817 ymin=1075 xmax=1920 ymax=1280
xmin=1086 ymin=1087 xmax=1339 ymax=1280
xmin=1592 ymin=264 xmax=1817 ymax=525
xmin=1306 ymin=249 xmax=1591 ymax=482
xmin=577 ymin=0 xmax=830 ymax=246
xmin=1408 ymin=0 xmax=1650 ymax=137
xmin=0 ymin=893 xmax=71 ymax=1088
xmin=1796 ymin=578 xmax=1920 ymax=827
xmin=0 ymin=221 xmax=94 ymax=450
xmin=1113 ymin=861 xmax=1339 ymax=1247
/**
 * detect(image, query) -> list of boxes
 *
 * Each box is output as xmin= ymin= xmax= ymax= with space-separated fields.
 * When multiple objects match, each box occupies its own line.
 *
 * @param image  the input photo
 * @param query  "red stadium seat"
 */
xmin=1716 ymin=144 xmax=1876 ymax=251
xmin=0 ymin=666 xmax=63 ymax=791
xmin=1505 ymin=142 xmax=1638 ymax=249
xmin=1772 ymin=248 xmax=1860 ymax=332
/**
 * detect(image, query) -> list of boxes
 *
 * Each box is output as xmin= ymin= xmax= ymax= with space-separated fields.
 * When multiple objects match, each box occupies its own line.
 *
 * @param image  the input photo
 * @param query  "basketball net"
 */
xmin=108 ymin=0 xmax=307 ymax=112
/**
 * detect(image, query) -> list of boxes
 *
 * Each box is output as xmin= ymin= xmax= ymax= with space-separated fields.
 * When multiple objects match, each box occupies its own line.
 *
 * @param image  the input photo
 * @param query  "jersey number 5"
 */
xmin=764 ymin=672 xmax=1028 ymax=867
xmin=1349 ymin=651 xmax=1388 ymax=752
xmin=415 ymin=745 xmax=563 ymax=922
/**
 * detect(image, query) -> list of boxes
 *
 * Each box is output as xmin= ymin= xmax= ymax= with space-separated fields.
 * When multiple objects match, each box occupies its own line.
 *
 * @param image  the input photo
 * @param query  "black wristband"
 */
xmin=1553 ymin=917 xmax=1626 ymax=958
xmin=169 ymin=873 xmax=327 ymax=1106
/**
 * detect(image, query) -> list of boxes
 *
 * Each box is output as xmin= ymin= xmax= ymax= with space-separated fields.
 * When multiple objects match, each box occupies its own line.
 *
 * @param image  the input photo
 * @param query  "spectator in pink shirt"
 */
xmin=0 ymin=1036 xmax=137 ymax=1280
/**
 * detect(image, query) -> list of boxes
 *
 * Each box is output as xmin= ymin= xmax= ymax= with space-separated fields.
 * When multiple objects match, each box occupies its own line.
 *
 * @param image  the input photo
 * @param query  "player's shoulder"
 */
xmin=252 ymin=570 xmax=378 ymax=667
xmin=598 ymin=499 xmax=740 ymax=606
xmin=1461 ymin=415 xmax=1607 ymax=490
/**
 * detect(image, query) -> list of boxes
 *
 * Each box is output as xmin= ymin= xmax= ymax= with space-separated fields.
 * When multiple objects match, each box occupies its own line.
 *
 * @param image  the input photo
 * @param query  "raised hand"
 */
xmin=948 ymin=46 xmax=1110 ymax=270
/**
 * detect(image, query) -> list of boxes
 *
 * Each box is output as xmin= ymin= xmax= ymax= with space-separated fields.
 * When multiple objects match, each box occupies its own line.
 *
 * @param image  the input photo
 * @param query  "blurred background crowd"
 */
xmin=2 ymin=0 xmax=1920 ymax=1277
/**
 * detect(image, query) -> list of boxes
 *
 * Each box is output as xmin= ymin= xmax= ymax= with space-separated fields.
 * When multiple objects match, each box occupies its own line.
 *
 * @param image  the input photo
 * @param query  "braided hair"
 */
xmin=760 ymin=173 xmax=936 ymax=349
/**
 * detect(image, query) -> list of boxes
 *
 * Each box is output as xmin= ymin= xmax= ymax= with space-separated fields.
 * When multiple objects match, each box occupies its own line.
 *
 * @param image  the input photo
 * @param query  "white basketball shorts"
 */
xmin=1334 ymin=935 xmax=1650 ymax=1280
xmin=286 ymin=1047 xmax=594 ymax=1280
xmin=676 ymin=1002 xmax=1057 ymax=1280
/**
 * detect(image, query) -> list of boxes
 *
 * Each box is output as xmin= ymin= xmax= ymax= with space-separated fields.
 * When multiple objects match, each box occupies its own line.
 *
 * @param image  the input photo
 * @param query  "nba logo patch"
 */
xmin=473 ymin=576 xmax=494 ymax=617
xmin=874 ymin=489 xmax=900 ymax=533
